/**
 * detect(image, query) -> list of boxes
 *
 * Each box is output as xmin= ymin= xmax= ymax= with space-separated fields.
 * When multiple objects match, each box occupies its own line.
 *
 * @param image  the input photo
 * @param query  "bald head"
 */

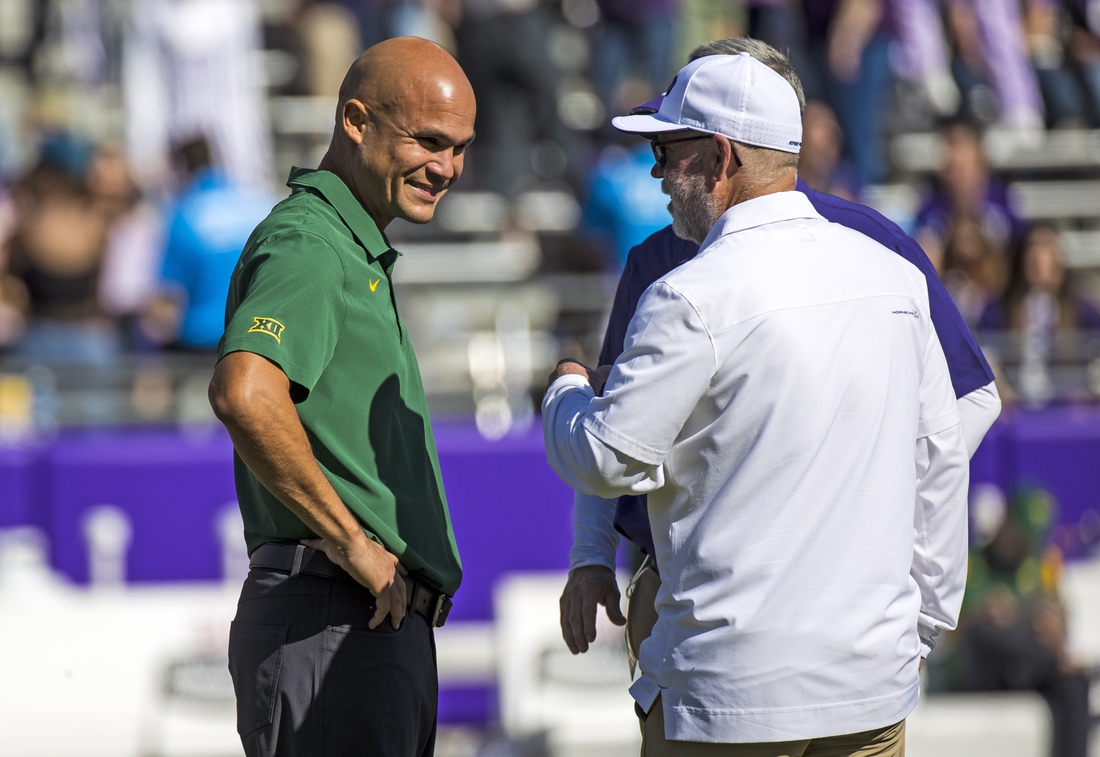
xmin=320 ymin=36 xmax=476 ymax=230
xmin=337 ymin=37 xmax=472 ymax=125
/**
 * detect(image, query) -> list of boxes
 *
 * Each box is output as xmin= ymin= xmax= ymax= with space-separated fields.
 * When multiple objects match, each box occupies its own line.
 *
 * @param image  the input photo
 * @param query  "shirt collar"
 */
xmin=286 ymin=167 xmax=394 ymax=262
xmin=699 ymin=190 xmax=823 ymax=251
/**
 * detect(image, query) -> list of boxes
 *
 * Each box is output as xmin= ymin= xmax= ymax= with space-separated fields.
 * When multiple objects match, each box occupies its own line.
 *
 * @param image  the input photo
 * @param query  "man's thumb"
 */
xmin=605 ymin=592 xmax=627 ymax=626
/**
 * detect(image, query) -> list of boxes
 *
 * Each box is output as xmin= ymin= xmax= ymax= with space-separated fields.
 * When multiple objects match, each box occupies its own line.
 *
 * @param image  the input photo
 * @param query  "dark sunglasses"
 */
xmin=650 ymin=134 xmax=743 ymax=168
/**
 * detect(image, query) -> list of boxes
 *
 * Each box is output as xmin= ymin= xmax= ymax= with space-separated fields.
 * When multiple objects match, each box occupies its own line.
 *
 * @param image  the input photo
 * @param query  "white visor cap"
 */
xmin=612 ymin=53 xmax=803 ymax=154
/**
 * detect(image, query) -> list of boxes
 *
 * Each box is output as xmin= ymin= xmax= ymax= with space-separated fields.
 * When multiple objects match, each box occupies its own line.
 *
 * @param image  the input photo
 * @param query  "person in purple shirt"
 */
xmin=559 ymin=40 xmax=1003 ymax=679
xmin=978 ymin=222 xmax=1100 ymax=333
xmin=913 ymin=120 xmax=1026 ymax=271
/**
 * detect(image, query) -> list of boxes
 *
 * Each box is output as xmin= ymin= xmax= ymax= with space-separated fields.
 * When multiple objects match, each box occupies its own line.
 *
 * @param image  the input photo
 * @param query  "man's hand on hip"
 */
xmin=560 ymin=565 xmax=626 ymax=654
xmin=210 ymin=352 xmax=410 ymax=631
xmin=302 ymin=535 xmax=408 ymax=630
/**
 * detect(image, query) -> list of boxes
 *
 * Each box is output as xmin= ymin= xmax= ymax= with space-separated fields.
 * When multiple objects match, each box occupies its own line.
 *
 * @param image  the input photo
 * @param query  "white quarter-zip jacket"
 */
xmin=543 ymin=191 xmax=970 ymax=743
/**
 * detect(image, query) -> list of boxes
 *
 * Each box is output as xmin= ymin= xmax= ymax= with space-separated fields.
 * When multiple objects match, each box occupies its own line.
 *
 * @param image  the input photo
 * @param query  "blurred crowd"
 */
xmin=1 ymin=0 xmax=1100 ymax=383
xmin=913 ymin=118 xmax=1100 ymax=406
xmin=0 ymin=132 xmax=273 ymax=364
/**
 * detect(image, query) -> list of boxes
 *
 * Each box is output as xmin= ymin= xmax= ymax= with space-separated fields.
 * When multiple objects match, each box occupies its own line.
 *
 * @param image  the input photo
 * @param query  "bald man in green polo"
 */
xmin=208 ymin=37 xmax=475 ymax=757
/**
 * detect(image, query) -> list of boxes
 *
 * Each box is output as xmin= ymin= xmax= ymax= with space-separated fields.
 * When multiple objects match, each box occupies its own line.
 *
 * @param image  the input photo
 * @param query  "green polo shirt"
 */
xmin=217 ymin=167 xmax=461 ymax=596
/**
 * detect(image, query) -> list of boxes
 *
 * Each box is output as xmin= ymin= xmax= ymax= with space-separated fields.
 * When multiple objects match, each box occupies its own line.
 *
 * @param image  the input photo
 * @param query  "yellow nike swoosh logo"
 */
xmin=369 ymin=279 xmax=380 ymax=292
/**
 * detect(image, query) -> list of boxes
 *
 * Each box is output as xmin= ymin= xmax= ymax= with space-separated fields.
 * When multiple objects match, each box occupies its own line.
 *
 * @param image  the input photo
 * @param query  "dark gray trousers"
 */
xmin=228 ymin=567 xmax=438 ymax=757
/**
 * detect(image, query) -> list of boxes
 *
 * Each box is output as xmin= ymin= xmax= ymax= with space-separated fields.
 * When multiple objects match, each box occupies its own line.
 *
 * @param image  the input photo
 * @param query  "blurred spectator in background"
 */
xmin=459 ymin=0 xmax=570 ymax=197
xmin=979 ymin=223 xmax=1100 ymax=333
xmin=124 ymin=0 xmax=271 ymax=189
xmin=0 ymin=89 xmax=22 ymax=181
xmin=391 ymin=0 xmax=463 ymax=51
xmin=0 ymin=0 xmax=48 ymax=83
xmin=90 ymin=145 xmax=163 ymax=342
xmin=293 ymin=0 xmax=464 ymax=97
xmin=745 ymin=0 xmax=820 ymax=103
xmin=938 ymin=488 xmax=1091 ymax=757
xmin=892 ymin=0 xmax=963 ymax=122
xmin=329 ymin=0 xmax=390 ymax=51
xmin=677 ymin=0 xmax=744 ymax=63
xmin=582 ymin=140 xmax=671 ymax=268
xmin=799 ymin=0 xmax=894 ymax=185
xmin=297 ymin=1 xmax=363 ymax=97
xmin=946 ymin=0 xmax=1045 ymax=130
xmin=4 ymin=134 xmax=121 ymax=366
xmin=937 ymin=216 xmax=1007 ymax=329
xmin=915 ymin=120 xmax=1024 ymax=269
xmin=1063 ymin=0 xmax=1100 ymax=127
xmin=797 ymin=99 xmax=861 ymax=200
xmin=1025 ymin=0 xmax=1091 ymax=128
xmin=141 ymin=136 xmax=273 ymax=351
xmin=0 ymin=184 xmax=26 ymax=349
xmin=978 ymin=224 xmax=1100 ymax=404
xmin=59 ymin=0 xmax=128 ymax=87
xmin=591 ymin=0 xmax=678 ymax=116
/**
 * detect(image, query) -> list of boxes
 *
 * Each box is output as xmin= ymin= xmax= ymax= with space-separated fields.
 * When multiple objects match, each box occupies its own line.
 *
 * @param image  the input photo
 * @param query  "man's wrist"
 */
xmin=325 ymin=524 xmax=372 ymax=558
xmin=550 ymin=359 xmax=591 ymax=383
xmin=569 ymin=562 xmax=616 ymax=576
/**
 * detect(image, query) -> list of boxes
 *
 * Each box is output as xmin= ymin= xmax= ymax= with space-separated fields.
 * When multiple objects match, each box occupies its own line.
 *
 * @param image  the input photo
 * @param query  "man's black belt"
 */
xmin=249 ymin=542 xmax=452 ymax=628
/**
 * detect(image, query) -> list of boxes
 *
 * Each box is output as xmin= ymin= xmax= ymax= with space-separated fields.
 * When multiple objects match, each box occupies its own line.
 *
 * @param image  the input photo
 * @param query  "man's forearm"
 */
xmin=210 ymin=354 xmax=366 ymax=553
xmin=571 ymin=491 xmax=620 ymax=572
xmin=211 ymin=352 xmax=407 ymax=628
xmin=957 ymin=380 xmax=1001 ymax=458
xmin=226 ymin=408 xmax=364 ymax=548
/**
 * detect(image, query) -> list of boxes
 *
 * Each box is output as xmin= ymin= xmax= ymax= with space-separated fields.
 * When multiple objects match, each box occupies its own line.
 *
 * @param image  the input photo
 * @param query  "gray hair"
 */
xmin=687 ymin=37 xmax=803 ymax=177
xmin=689 ymin=37 xmax=806 ymax=112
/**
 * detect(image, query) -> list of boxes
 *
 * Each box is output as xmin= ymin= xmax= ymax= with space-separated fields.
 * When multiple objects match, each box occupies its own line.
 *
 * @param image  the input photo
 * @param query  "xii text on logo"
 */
xmin=248 ymin=317 xmax=285 ymax=343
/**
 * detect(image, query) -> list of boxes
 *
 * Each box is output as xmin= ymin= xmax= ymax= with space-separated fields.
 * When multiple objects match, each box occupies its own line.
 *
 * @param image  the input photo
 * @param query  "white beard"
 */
xmin=664 ymin=171 xmax=720 ymax=245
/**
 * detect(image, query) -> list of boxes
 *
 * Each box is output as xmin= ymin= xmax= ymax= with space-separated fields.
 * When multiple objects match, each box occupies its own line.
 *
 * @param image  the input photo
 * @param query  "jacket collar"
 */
xmin=286 ymin=167 xmax=395 ymax=262
xmin=699 ymin=190 xmax=823 ymax=252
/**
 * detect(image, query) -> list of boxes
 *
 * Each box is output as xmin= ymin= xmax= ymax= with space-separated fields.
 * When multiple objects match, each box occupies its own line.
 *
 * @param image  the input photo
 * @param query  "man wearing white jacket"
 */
xmin=542 ymin=50 xmax=973 ymax=755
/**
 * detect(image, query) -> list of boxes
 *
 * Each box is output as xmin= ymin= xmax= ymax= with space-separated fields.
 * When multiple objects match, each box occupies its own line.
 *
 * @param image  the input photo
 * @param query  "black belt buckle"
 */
xmin=433 ymin=595 xmax=453 ymax=627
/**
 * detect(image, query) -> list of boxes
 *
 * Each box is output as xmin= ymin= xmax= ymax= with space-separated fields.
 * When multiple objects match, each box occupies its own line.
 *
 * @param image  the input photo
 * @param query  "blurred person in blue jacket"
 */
xmin=143 ymin=136 xmax=274 ymax=350
xmin=584 ymin=141 xmax=672 ymax=267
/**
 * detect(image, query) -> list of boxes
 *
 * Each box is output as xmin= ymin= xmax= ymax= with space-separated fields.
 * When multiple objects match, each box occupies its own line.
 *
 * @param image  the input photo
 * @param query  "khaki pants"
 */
xmin=641 ymin=696 xmax=905 ymax=757
xmin=626 ymin=561 xmax=662 ymax=673
xmin=626 ymin=564 xmax=905 ymax=757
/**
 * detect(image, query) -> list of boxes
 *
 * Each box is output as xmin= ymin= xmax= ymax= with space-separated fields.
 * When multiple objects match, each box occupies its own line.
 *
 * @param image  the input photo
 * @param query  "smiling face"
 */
xmin=328 ymin=38 xmax=477 ymax=229
xmin=356 ymin=78 xmax=476 ymax=226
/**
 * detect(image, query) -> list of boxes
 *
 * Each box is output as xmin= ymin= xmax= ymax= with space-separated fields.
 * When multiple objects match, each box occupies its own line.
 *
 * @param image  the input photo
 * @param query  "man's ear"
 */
xmin=715 ymin=136 xmax=738 ymax=180
xmin=341 ymin=99 xmax=368 ymax=146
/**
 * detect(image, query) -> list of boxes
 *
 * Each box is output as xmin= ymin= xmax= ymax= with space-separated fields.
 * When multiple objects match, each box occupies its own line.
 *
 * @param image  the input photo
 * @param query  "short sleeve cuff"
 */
xmin=583 ymin=414 xmax=667 ymax=467
xmin=218 ymin=337 xmax=322 ymax=394
xmin=917 ymin=407 xmax=960 ymax=439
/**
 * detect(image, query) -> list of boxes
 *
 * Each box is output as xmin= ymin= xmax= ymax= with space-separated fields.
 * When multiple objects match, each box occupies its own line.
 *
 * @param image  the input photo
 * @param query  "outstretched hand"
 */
xmin=559 ymin=565 xmax=626 ymax=654
xmin=302 ymin=536 xmax=408 ymax=630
